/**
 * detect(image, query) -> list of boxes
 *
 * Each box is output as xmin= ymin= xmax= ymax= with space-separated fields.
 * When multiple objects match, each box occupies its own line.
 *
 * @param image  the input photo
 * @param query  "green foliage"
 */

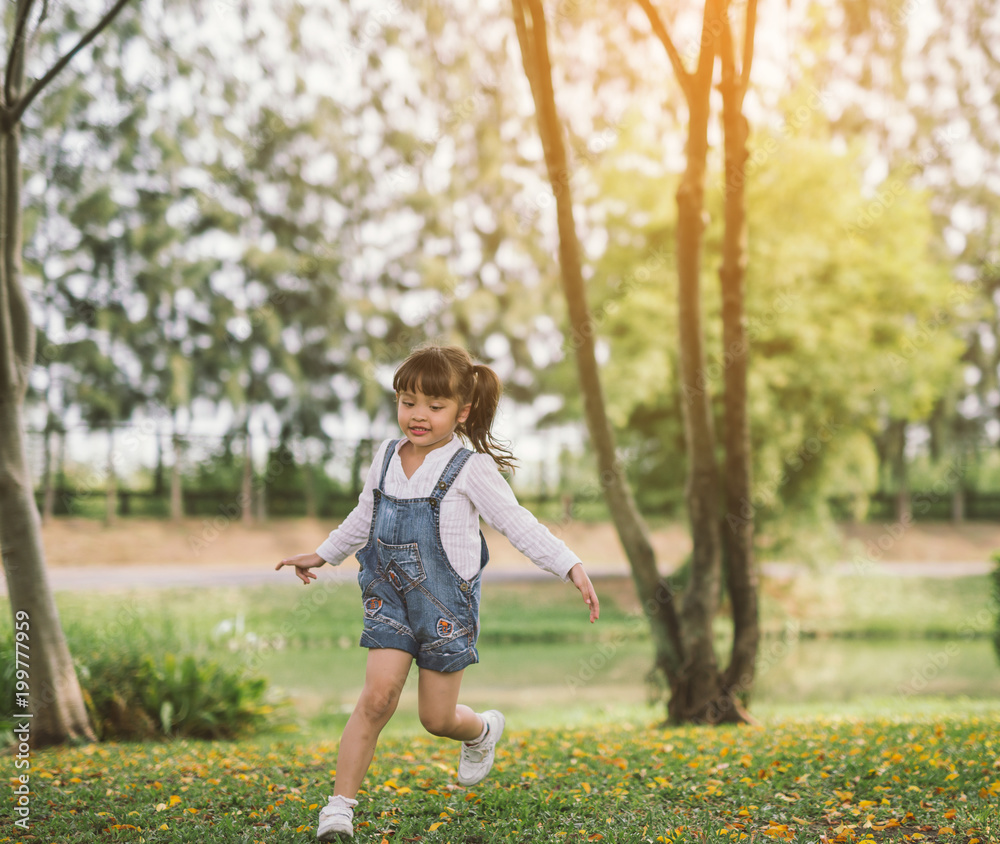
xmin=76 ymin=637 xmax=276 ymax=741
xmin=573 ymin=96 xmax=964 ymax=544
xmin=0 ymin=616 xmax=281 ymax=742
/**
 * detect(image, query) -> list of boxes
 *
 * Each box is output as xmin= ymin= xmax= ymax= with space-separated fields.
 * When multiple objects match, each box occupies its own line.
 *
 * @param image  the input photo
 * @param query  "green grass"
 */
xmin=24 ymin=570 xmax=997 ymax=652
xmin=757 ymin=574 xmax=997 ymax=638
xmin=4 ymin=712 xmax=998 ymax=843
xmin=2 ymin=575 xmax=1000 ymax=842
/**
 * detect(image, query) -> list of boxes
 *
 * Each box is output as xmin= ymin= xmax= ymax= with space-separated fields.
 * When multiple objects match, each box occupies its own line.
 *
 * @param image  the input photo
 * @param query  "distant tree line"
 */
xmin=19 ymin=0 xmax=1000 ymax=543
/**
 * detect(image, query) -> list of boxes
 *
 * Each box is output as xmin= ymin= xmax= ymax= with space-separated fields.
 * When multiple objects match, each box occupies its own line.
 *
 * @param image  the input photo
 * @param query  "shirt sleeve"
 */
xmin=462 ymin=453 xmax=581 ymax=582
xmin=315 ymin=439 xmax=391 ymax=565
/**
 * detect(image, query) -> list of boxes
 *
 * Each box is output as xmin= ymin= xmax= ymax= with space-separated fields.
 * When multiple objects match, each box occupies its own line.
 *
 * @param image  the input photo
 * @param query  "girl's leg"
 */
xmin=416 ymin=667 xmax=483 ymax=741
xmin=333 ymin=648 xmax=413 ymax=798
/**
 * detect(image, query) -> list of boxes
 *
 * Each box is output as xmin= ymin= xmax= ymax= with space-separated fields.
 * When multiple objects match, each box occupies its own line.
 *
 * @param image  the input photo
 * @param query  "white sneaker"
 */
xmin=317 ymin=794 xmax=357 ymax=841
xmin=457 ymin=710 xmax=505 ymax=786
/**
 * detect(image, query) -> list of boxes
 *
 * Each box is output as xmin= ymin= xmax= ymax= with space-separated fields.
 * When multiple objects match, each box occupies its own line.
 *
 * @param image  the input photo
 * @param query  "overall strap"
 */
xmin=377 ymin=439 xmax=402 ymax=488
xmin=430 ymin=447 xmax=475 ymax=502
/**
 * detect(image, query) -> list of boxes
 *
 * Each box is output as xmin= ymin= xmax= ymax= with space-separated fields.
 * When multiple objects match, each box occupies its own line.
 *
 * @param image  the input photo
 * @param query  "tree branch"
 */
xmin=4 ymin=0 xmax=38 ymax=107
xmin=29 ymin=0 xmax=53 ymax=57
xmin=740 ymin=0 xmax=758 ymax=99
xmin=7 ymin=0 xmax=135 ymax=128
xmin=633 ymin=0 xmax=694 ymax=103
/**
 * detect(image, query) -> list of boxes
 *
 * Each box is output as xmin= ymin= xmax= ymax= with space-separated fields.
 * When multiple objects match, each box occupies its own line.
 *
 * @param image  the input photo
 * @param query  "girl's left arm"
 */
xmin=465 ymin=456 xmax=599 ymax=622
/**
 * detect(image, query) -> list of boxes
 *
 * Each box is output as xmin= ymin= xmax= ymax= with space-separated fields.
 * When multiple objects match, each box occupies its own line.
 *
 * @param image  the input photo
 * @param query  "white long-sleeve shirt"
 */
xmin=315 ymin=436 xmax=580 ymax=581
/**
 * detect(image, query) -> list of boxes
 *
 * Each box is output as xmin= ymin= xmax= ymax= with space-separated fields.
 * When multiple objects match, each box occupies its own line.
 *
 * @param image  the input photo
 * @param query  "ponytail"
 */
xmin=462 ymin=364 xmax=517 ymax=473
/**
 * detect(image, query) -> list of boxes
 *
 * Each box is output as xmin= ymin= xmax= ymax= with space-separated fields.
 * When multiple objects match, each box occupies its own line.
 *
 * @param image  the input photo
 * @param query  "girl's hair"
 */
xmin=393 ymin=344 xmax=516 ymax=472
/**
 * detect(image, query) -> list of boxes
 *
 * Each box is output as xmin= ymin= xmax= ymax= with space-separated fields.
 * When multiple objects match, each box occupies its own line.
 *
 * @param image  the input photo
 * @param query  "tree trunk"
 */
xmin=41 ymin=419 xmax=55 ymax=523
xmin=1 ymin=102 xmax=95 ymax=745
xmin=670 ymin=13 xmax=725 ymax=722
xmin=717 ymin=7 xmax=760 ymax=713
xmin=170 ymin=432 xmax=184 ymax=522
xmin=512 ymin=0 xmax=685 ymax=701
xmin=242 ymin=426 xmax=253 ymax=526
xmin=304 ymin=461 xmax=318 ymax=519
xmin=104 ymin=426 xmax=117 ymax=526
xmin=887 ymin=418 xmax=910 ymax=523
xmin=951 ymin=486 xmax=964 ymax=523
xmin=154 ymin=421 xmax=165 ymax=497
xmin=515 ymin=0 xmax=759 ymax=724
xmin=0 ymin=0 xmax=130 ymax=747
xmin=0 ymin=399 xmax=96 ymax=746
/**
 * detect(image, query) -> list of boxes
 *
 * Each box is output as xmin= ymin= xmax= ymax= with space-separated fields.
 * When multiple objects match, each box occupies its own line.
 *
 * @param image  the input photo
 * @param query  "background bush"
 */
xmin=0 ymin=613 xmax=284 ymax=742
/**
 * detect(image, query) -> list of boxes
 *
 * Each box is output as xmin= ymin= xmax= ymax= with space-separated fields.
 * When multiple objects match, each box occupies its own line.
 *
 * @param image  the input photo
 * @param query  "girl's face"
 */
xmin=396 ymin=388 xmax=471 ymax=455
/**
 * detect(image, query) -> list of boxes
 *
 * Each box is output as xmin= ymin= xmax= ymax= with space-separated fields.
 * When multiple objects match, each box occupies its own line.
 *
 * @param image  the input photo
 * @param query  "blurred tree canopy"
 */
xmin=17 ymin=0 xmax=1000 ymax=540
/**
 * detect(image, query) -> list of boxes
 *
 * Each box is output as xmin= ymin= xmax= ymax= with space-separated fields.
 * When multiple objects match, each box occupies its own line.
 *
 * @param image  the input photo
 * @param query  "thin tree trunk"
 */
xmin=887 ymin=418 xmax=910 ymax=523
xmin=512 ymin=0 xmax=685 ymax=697
xmin=718 ymin=7 xmax=760 ymax=714
xmin=304 ymin=461 xmax=318 ymax=519
xmin=154 ymin=421 xmax=165 ymax=497
xmin=41 ymin=419 xmax=55 ymax=523
xmin=651 ymin=0 xmax=728 ymax=724
xmin=104 ymin=425 xmax=117 ymax=526
xmin=170 ymin=432 xmax=184 ymax=522
xmin=242 ymin=425 xmax=253 ymax=526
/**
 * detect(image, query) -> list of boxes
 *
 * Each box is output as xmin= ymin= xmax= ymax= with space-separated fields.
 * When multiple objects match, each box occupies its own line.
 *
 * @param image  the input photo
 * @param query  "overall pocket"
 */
xmin=376 ymin=539 xmax=426 ymax=593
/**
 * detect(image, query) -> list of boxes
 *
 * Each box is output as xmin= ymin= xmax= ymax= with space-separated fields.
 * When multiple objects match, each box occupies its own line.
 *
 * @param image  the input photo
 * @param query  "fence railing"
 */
xmin=36 ymin=485 xmax=1000 ymax=523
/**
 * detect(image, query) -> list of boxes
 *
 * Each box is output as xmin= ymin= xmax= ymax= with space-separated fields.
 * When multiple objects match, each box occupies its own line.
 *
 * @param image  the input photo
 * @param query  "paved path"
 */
xmin=1 ymin=558 xmax=993 ymax=595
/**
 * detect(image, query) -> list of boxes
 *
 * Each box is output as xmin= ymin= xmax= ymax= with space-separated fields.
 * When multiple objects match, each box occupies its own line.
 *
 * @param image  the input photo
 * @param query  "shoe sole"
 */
xmin=317 ymin=831 xmax=352 ymax=842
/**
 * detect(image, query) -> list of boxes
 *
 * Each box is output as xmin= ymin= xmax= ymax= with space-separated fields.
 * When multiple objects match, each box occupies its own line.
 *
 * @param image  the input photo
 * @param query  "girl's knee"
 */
xmin=419 ymin=708 xmax=455 ymax=737
xmin=357 ymin=685 xmax=401 ymax=725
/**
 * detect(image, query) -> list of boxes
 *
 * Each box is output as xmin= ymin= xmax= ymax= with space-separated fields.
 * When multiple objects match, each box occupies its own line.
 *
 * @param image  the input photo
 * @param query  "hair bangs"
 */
xmin=392 ymin=348 xmax=460 ymax=399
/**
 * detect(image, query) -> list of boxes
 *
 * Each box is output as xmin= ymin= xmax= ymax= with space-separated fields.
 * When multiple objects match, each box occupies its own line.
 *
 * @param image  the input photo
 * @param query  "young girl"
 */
xmin=276 ymin=344 xmax=599 ymax=842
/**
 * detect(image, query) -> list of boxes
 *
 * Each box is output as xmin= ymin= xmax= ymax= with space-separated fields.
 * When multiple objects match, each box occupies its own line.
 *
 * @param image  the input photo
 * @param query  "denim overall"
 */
xmin=356 ymin=439 xmax=489 ymax=673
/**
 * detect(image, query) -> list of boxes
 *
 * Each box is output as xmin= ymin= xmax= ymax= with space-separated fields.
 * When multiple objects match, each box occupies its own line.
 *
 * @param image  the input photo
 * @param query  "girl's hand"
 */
xmin=568 ymin=563 xmax=600 ymax=623
xmin=275 ymin=552 xmax=324 ymax=584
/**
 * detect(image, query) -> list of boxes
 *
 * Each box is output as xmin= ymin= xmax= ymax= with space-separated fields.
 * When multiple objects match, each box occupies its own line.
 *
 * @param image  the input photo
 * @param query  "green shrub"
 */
xmin=73 ymin=626 xmax=280 ymax=740
xmin=0 ymin=615 xmax=283 ymax=742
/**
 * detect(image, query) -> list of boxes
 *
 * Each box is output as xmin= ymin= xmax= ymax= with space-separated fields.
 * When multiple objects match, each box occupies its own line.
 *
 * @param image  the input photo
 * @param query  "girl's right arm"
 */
xmin=275 ymin=439 xmax=391 ymax=582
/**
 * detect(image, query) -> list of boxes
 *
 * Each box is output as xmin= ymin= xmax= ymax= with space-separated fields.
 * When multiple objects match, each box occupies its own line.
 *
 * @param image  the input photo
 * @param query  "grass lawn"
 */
xmin=3 ymin=572 xmax=999 ymax=842
xmin=3 ymin=710 xmax=998 ymax=843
